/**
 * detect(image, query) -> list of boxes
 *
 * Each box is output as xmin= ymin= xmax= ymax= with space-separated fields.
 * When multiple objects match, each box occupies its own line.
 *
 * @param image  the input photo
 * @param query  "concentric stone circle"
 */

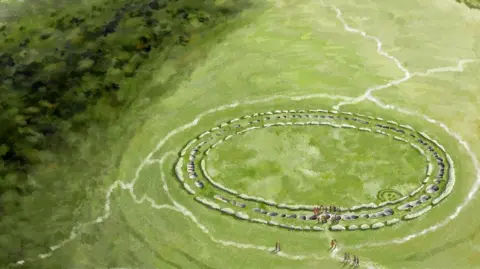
xmin=174 ymin=109 xmax=455 ymax=232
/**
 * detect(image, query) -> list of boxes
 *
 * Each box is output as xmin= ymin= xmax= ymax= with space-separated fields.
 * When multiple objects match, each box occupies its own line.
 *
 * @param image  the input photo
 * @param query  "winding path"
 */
xmin=10 ymin=1 xmax=480 ymax=269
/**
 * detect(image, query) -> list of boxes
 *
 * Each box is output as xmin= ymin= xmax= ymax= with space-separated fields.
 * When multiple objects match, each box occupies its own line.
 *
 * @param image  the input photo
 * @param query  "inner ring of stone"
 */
xmin=174 ymin=109 xmax=454 ymax=231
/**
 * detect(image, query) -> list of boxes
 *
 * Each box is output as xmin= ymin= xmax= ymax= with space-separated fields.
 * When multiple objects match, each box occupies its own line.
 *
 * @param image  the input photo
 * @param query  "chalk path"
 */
xmin=324 ymin=0 xmax=480 ymax=250
xmin=11 ymin=1 xmax=479 ymax=269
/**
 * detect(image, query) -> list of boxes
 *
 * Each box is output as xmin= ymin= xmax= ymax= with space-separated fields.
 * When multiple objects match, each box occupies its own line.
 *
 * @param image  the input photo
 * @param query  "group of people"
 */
xmin=314 ymin=206 xmax=341 ymax=224
xmin=313 ymin=205 xmax=339 ymax=214
xmin=318 ymin=214 xmax=341 ymax=224
xmin=333 ymin=240 xmax=361 ymax=267
xmin=273 ymin=239 xmax=360 ymax=267
xmin=329 ymin=239 xmax=337 ymax=250
xmin=343 ymin=252 xmax=360 ymax=268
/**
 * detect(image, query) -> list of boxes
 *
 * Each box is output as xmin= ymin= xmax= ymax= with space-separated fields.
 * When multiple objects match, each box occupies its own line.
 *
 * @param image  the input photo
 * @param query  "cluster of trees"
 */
xmin=0 ymin=0 xmax=250 ymax=265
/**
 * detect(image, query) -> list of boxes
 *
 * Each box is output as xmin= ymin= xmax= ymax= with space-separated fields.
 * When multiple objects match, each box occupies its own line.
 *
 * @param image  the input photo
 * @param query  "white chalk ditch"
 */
xmin=175 ymin=109 xmax=454 ymax=232
xmin=15 ymin=92 xmax=469 ymax=268
xmin=325 ymin=0 xmax=477 ymax=250
xmin=12 ymin=0 xmax=478 ymax=266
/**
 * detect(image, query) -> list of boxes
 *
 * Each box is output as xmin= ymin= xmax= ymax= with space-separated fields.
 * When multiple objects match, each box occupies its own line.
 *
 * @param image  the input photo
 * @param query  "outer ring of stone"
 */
xmin=174 ymin=109 xmax=455 ymax=231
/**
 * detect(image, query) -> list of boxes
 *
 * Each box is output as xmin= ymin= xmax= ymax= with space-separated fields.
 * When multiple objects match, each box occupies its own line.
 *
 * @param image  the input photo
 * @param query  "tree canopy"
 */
xmin=0 ymin=0 xmax=252 ymax=266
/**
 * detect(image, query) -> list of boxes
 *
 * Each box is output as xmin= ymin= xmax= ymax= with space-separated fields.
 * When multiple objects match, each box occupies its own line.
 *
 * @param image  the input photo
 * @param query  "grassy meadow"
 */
xmin=1 ymin=0 xmax=480 ymax=269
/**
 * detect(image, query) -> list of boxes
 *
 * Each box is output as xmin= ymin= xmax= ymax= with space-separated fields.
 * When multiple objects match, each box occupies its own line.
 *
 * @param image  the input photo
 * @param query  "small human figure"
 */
xmin=356 ymin=256 xmax=360 ymax=268
xmin=330 ymin=239 xmax=337 ymax=250
xmin=343 ymin=252 xmax=350 ymax=263
xmin=275 ymin=241 xmax=281 ymax=252
xmin=352 ymin=255 xmax=358 ymax=267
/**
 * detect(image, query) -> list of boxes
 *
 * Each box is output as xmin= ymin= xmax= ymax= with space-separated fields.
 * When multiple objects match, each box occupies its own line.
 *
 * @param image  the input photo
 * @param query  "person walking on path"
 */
xmin=343 ymin=252 xmax=351 ymax=263
xmin=329 ymin=239 xmax=337 ymax=250
xmin=275 ymin=241 xmax=280 ymax=252
xmin=352 ymin=255 xmax=358 ymax=267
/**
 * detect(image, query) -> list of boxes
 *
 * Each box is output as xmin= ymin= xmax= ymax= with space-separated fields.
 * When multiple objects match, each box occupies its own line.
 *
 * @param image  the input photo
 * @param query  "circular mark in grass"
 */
xmin=174 ymin=109 xmax=455 ymax=232
xmin=377 ymin=189 xmax=403 ymax=202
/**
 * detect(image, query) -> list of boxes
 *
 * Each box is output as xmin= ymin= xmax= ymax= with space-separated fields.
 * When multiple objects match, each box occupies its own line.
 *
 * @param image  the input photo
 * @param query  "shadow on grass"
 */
xmin=403 ymin=222 xmax=480 ymax=262
xmin=0 ymin=0 xmax=269 ymax=267
xmin=119 ymin=211 xmax=218 ymax=269
xmin=119 ymin=212 xmax=183 ymax=269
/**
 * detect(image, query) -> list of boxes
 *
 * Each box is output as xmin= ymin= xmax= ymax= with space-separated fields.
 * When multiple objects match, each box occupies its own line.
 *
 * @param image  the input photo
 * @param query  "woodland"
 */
xmin=0 ymin=0 xmax=251 ymax=265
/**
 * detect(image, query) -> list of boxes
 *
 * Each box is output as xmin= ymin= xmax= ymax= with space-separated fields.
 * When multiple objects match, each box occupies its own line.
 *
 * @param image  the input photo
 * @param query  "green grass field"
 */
xmin=207 ymin=122 xmax=426 ymax=206
xmin=4 ymin=0 xmax=480 ymax=268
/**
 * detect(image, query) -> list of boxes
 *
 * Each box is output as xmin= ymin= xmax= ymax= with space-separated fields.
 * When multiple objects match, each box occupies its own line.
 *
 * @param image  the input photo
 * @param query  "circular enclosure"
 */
xmin=175 ymin=109 xmax=454 ymax=232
